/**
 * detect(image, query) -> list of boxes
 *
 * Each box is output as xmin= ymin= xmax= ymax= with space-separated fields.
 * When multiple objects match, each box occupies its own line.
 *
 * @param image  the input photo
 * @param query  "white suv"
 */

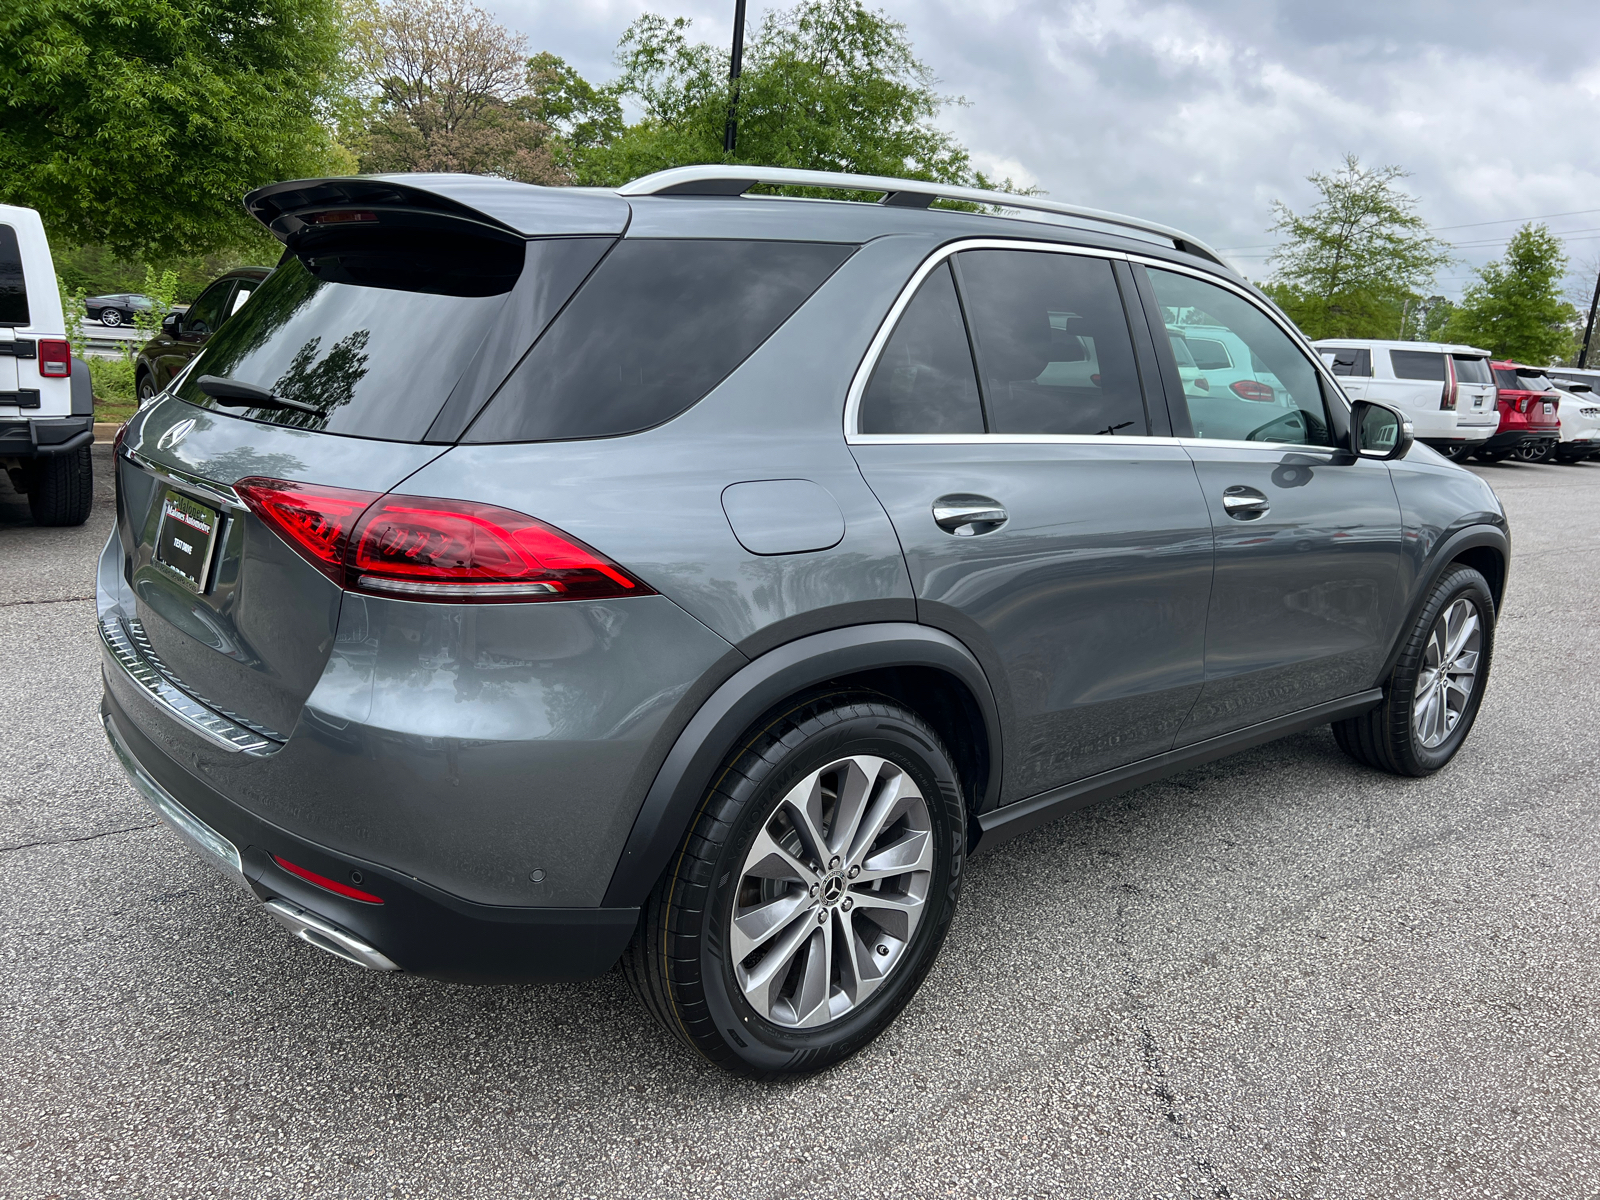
xmin=0 ymin=203 xmax=93 ymax=525
xmin=1313 ymin=340 xmax=1498 ymax=460
xmin=1546 ymin=371 xmax=1600 ymax=462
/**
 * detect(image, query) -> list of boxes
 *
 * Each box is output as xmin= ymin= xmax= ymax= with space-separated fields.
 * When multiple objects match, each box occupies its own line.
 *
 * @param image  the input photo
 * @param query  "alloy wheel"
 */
xmin=731 ymin=754 xmax=934 ymax=1028
xmin=101 ymin=308 xmax=122 ymax=326
xmin=1413 ymin=597 xmax=1481 ymax=749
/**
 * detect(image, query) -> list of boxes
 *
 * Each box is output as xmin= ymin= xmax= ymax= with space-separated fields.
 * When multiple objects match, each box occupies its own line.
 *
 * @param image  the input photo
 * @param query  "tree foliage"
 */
xmin=1444 ymin=224 xmax=1579 ymax=364
xmin=0 ymin=0 xmax=348 ymax=258
xmin=1265 ymin=155 xmax=1451 ymax=340
xmin=347 ymin=0 xmax=561 ymax=182
xmin=563 ymin=0 xmax=988 ymax=189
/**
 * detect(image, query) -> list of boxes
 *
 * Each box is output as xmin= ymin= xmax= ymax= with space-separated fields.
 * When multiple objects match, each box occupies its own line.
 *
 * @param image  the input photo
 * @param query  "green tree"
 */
xmin=349 ymin=0 xmax=562 ymax=182
xmin=563 ymin=0 xmax=994 ymax=191
xmin=1264 ymin=155 xmax=1451 ymax=340
xmin=0 ymin=0 xmax=350 ymax=259
xmin=1444 ymin=225 xmax=1580 ymax=364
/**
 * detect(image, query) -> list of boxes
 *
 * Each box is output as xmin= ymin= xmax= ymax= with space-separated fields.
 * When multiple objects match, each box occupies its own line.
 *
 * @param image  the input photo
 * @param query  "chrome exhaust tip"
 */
xmin=263 ymin=899 xmax=400 ymax=972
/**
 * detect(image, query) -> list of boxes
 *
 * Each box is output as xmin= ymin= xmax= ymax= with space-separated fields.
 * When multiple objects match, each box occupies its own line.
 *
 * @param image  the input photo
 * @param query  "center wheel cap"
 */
xmin=821 ymin=873 xmax=846 ymax=905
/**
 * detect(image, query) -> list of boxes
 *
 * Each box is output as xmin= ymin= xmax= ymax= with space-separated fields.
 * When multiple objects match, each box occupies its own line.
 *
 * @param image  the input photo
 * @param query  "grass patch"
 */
xmin=89 ymin=356 xmax=139 ymax=425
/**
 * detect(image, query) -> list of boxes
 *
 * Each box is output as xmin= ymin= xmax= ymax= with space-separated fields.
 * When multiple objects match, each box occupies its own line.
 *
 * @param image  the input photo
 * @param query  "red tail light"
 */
xmin=1441 ymin=356 xmax=1457 ymax=411
xmin=234 ymin=479 xmax=380 ymax=584
xmin=38 ymin=337 xmax=71 ymax=378
xmin=235 ymin=478 xmax=653 ymax=603
xmin=272 ymin=854 xmax=384 ymax=904
xmin=1230 ymin=379 xmax=1275 ymax=402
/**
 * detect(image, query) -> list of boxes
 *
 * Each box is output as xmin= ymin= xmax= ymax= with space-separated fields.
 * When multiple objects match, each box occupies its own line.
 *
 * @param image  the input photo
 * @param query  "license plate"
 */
xmin=1544 ymin=402 xmax=1554 ymax=415
xmin=154 ymin=490 xmax=222 ymax=592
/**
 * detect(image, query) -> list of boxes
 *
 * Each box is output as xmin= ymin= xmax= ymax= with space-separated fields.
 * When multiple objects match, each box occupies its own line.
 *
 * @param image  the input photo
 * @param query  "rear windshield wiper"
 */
xmin=196 ymin=374 xmax=320 ymax=415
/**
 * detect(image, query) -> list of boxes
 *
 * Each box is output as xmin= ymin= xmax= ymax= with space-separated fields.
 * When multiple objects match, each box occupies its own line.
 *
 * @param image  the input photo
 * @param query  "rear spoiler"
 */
xmin=244 ymin=175 xmax=630 ymax=244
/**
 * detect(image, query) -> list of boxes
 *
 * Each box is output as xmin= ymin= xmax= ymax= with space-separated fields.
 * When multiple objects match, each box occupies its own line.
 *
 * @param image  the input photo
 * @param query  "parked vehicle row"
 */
xmin=100 ymin=166 xmax=1509 ymax=1078
xmin=1312 ymin=338 xmax=1591 ymax=466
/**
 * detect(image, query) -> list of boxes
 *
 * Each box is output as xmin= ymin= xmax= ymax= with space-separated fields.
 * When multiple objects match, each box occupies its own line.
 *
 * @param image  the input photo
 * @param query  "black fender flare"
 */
xmin=600 ymin=622 xmax=1002 ymax=908
xmin=1375 ymin=521 xmax=1510 ymax=682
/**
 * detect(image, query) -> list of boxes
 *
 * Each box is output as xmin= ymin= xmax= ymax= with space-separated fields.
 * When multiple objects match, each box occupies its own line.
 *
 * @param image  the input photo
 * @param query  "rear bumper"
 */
xmin=101 ymin=686 xmax=640 ymax=983
xmin=1480 ymin=429 xmax=1558 ymax=452
xmin=0 ymin=414 xmax=93 ymax=457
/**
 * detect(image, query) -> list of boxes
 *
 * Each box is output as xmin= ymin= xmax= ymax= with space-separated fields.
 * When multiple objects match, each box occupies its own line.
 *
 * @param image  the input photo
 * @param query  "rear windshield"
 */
xmin=0 ymin=225 xmax=27 ymax=326
xmin=174 ymin=255 xmax=515 ymax=441
xmin=465 ymin=239 xmax=854 ymax=443
xmin=1451 ymin=355 xmax=1493 ymax=385
xmin=1390 ymin=349 xmax=1445 ymax=381
xmin=1516 ymin=370 xmax=1553 ymax=392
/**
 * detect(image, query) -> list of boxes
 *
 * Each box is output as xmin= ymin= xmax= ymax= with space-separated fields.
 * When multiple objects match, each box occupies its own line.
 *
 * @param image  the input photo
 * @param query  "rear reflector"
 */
xmin=1230 ymin=379 xmax=1275 ymax=402
xmin=272 ymin=854 xmax=385 ymax=904
xmin=235 ymin=477 xmax=653 ymax=604
xmin=39 ymin=338 xmax=71 ymax=378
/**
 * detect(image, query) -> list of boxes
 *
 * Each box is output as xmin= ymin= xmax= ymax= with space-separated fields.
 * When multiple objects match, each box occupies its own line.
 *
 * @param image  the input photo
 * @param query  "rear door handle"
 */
xmin=1221 ymin=485 xmax=1269 ymax=520
xmin=933 ymin=494 xmax=1008 ymax=536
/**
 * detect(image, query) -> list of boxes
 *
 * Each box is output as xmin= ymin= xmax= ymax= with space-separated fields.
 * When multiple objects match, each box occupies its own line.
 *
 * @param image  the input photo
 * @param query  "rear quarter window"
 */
xmin=1390 ymin=350 xmax=1446 ymax=381
xmin=465 ymin=239 xmax=854 ymax=443
xmin=0 ymin=225 xmax=28 ymax=326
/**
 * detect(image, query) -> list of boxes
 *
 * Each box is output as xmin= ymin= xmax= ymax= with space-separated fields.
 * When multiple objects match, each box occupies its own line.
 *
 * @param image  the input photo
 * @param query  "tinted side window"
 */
xmin=1186 ymin=337 xmax=1233 ymax=370
xmin=1451 ymin=355 xmax=1492 ymax=385
xmin=468 ymin=239 xmax=853 ymax=444
xmin=860 ymin=262 xmax=982 ymax=435
xmin=1390 ymin=349 xmax=1446 ymax=381
xmin=1147 ymin=268 xmax=1332 ymax=446
xmin=1322 ymin=347 xmax=1372 ymax=377
xmin=956 ymin=250 xmax=1147 ymax=436
xmin=182 ymin=282 xmax=234 ymax=335
xmin=0 ymin=225 xmax=28 ymax=326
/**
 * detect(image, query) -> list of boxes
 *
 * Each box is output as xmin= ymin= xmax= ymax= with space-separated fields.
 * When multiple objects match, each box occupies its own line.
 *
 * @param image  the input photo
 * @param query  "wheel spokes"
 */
xmin=730 ymin=890 xmax=813 ymax=962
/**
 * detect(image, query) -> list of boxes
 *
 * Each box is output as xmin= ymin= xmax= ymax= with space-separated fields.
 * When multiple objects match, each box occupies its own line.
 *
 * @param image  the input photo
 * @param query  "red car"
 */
xmin=1474 ymin=360 xmax=1561 ymax=463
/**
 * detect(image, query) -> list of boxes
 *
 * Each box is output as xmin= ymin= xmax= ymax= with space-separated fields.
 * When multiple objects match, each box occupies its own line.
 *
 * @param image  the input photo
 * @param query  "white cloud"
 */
xmin=487 ymin=0 xmax=1600 ymax=297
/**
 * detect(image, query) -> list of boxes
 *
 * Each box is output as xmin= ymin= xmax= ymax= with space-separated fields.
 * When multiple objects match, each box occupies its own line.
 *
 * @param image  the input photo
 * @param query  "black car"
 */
xmin=133 ymin=267 xmax=271 ymax=403
xmin=85 ymin=292 xmax=155 ymax=326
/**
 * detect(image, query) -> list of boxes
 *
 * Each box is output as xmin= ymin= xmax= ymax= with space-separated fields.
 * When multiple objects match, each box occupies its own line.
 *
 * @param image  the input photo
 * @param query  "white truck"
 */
xmin=0 ymin=203 xmax=94 ymax=525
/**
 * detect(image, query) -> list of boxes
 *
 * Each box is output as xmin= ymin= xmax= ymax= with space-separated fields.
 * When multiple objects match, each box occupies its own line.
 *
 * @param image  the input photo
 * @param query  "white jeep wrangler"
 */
xmin=1 ymin=203 xmax=93 ymax=526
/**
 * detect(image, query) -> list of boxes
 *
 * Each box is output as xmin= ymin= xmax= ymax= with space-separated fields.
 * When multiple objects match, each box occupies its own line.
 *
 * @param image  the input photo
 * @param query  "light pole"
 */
xmin=1581 ymin=268 xmax=1600 ymax=369
xmin=723 ymin=0 xmax=748 ymax=155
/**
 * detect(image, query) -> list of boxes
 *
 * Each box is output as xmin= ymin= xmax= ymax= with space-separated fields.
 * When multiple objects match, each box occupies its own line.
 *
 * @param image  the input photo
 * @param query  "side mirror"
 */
xmin=1350 ymin=399 xmax=1414 ymax=461
xmin=162 ymin=311 xmax=181 ymax=333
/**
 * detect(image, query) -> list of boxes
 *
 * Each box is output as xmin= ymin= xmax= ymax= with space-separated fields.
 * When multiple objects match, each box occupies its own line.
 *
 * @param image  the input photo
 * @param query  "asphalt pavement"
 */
xmin=2 ymin=446 xmax=1598 ymax=1199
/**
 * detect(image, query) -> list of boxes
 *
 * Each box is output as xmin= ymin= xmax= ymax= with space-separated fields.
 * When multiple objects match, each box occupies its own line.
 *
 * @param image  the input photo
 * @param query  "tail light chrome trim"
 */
xmin=99 ymin=616 xmax=283 ymax=754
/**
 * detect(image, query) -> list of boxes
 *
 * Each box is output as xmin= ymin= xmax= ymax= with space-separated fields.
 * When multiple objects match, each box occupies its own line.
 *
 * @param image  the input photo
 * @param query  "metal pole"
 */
xmin=1580 ymin=267 xmax=1600 ymax=369
xmin=723 ymin=0 xmax=748 ymax=154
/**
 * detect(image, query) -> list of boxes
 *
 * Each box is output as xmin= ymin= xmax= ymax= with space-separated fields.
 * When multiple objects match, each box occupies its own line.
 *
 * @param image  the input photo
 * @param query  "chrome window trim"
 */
xmin=843 ymin=238 xmax=1352 ymax=458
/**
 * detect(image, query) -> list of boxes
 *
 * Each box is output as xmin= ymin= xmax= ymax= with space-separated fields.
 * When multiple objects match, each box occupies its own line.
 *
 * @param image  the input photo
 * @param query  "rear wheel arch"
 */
xmin=600 ymin=623 xmax=1001 ymax=909
xmin=1450 ymin=543 xmax=1505 ymax=613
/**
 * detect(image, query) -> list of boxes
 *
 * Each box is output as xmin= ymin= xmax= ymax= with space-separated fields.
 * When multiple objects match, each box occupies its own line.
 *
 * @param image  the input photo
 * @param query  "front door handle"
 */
xmin=1222 ymin=485 xmax=1269 ymax=520
xmin=933 ymin=494 xmax=1008 ymax=536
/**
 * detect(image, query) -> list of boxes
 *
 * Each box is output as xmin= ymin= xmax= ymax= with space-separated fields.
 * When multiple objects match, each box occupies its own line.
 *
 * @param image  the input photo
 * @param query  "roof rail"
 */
xmin=617 ymin=165 xmax=1229 ymax=268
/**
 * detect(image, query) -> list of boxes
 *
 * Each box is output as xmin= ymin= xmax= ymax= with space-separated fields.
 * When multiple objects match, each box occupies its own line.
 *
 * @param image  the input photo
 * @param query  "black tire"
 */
xmin=1333 ymin=564 xmax=1494 ymax=776
xmin=624 ymin=690 xmax=966 ymax=1078
xmin=25 ymin=445 xmax=94 ymax=526
xmin=137 ymin=371 xmax=157 ymax=404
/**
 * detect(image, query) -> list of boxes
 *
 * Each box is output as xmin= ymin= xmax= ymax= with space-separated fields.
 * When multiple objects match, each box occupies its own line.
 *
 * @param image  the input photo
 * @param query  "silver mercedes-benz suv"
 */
xmin=99 ymin=166 xmax=1509 ymax=1077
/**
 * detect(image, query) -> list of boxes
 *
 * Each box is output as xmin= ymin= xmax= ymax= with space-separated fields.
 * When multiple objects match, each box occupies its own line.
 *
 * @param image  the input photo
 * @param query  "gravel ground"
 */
xmin=2 ymin=446 xmax=1598 ymax=1199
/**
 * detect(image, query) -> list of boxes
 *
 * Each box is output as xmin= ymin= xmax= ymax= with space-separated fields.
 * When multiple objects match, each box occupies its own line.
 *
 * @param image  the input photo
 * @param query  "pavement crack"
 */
xmin=0 ymin=821 xmax=160 ymax=854
xmin=0 ymin=594 xmax=95 ymax=607
xmin=1117 ymin=901 xmax=1234 ymax=1199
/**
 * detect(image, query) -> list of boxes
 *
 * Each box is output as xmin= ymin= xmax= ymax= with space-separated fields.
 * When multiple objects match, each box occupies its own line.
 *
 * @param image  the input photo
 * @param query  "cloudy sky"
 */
xmin=492 ymin=0 xmax=1600 ymax=301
